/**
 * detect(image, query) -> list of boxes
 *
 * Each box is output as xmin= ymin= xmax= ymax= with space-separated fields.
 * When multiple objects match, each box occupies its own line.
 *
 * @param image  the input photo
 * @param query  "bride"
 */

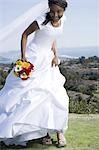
xmin=0 ymin=0 xmax=69 ymax=148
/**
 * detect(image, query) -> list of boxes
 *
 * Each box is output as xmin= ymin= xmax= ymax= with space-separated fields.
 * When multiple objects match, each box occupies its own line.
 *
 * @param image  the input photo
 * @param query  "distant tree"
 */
xmin=79 ymin=56 xmax=86 ymax=64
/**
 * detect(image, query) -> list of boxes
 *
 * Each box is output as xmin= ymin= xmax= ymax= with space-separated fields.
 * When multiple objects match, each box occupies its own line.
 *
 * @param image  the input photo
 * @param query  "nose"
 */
xmin=54 ymin=12 xmax=58 ymax=17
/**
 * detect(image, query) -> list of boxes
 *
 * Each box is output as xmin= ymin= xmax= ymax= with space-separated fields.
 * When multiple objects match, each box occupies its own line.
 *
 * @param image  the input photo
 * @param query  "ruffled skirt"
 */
xmin=0 ymin=49 xmax=69 ymax=144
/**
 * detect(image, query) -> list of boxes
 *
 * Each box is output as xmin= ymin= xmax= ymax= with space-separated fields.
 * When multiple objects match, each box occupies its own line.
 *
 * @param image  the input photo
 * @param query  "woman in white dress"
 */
xmin=0 ymin=0 xmax=69 ymax=148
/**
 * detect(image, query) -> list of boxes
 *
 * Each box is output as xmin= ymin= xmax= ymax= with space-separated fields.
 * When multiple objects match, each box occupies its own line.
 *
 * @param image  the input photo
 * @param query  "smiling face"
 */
xmin=49 ymin=4 xmax=64 ymax=23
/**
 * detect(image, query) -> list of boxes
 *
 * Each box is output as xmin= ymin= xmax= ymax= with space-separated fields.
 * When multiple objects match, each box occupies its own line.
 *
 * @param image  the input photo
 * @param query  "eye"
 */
xmin=50 ymin=10 xmax=55 ymax=14
xmin=49 ymin=10 xmax=55 ymax=17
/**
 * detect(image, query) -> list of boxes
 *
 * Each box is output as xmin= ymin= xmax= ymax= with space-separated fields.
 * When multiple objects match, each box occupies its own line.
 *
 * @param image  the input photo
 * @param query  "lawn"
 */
xmin=0 ymin=114 xmax=99 ymax=150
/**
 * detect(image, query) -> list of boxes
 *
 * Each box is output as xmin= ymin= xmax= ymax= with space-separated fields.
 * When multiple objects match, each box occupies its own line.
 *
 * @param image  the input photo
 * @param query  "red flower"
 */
xmin=20 ymin=68 xmax=30 ymax=76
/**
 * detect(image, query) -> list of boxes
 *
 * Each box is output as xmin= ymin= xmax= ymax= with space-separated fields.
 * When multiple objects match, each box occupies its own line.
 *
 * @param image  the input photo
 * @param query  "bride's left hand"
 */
xmin=51 ymin=56 xmax=59 ymax=67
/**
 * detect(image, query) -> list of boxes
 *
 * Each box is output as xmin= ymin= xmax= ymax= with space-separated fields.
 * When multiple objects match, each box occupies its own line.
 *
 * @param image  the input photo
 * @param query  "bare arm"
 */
xmin=51 ymin=40 xmax=58 ymax=57
xmin=21 ymin=21 xmax=39 ymax=60
xmin=51 ymin=40 xmax=59 ymax=67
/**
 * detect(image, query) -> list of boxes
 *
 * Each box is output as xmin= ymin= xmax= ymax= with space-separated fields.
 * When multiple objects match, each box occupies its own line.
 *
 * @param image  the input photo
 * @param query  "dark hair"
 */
xmin=48 ymin=0 xmax=68 ymax=10
xmin=42 ymin=0 xmax=68 ymax=25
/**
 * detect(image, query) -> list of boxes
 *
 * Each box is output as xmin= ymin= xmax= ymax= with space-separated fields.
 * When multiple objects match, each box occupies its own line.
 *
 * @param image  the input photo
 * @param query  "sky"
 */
xmin=0 ymin=0 xmax=98 ymax=50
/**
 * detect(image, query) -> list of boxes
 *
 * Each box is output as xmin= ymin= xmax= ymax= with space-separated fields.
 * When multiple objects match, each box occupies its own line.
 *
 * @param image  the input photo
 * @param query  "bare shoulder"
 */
xmin=22 ymin=20 xmax=40 ymax=36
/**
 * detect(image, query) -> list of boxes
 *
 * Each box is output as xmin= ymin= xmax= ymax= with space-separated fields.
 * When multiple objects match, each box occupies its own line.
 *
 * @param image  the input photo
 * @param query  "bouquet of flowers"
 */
xmin=13 ymin=59 xmax=34 ymax=80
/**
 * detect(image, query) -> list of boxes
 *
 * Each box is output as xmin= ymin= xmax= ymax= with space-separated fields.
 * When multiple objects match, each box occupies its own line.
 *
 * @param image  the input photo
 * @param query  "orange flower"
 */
xmin=22 ymin=62 xmax=31 ymax=69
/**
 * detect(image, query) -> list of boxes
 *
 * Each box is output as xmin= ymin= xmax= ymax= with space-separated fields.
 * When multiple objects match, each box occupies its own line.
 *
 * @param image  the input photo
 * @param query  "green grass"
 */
xmin=66 ymin=114 xmax=99 ymax=150
xmin=0 ymin=114 xmax=99 ymax=150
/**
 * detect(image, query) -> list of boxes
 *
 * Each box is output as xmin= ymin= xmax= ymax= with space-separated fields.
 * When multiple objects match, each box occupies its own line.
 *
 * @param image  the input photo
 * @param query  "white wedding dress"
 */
xmin=0 ymin=13 xmax=69 ymax=145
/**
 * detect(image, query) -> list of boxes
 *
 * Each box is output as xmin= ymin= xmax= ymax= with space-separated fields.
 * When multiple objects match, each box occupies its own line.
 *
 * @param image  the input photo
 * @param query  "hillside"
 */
xmin=59 ymin=56 xmax=99 ymax=113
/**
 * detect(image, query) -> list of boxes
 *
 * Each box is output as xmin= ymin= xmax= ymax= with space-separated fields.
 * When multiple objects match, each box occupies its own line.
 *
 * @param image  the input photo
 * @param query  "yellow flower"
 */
xmin=16 ymin=60 xmax=23 ymax=66
xmin=20 ymin=72 xmax=28 ymax=79
xmin=22 ymin=62 xmax=31 ymax=69
xmin=13 ymin=71 xmax=19 ymax=77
